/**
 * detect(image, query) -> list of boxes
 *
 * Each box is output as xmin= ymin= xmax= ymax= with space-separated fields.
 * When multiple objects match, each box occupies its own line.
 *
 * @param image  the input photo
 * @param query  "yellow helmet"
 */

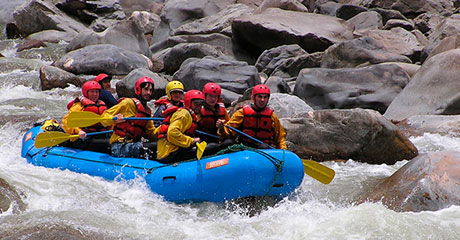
xmin=166 ymin=80 xmax=184 ymax=99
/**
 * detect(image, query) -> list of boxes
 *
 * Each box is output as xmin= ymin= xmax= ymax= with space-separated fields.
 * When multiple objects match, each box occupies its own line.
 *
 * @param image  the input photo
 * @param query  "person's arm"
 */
xmin=218 ymin=109 xmax=244 ymax=139
xmin=62 ymin=103 xmax=84 ymax=135
xmin=144 ymin=120 xmax=158 ymax=141
xmin=100 ymin=99 xmax=136 ymax=127
xmin=272 ymin=112 xmax=287 ymax=150
xmin=166 ymin=109 xmax=195 ymax=148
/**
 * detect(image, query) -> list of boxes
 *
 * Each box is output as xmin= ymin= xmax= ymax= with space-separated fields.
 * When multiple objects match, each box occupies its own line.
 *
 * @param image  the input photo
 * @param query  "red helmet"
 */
xmin=82 ymin=81 xmax=101 ymax=98
xmin=94 ymin=73 xmax=111 ymax=83
xmin=252 ymin=84 xmax=270 ymax=98
xmin=184 ymin=90 xmax=205 ymax=109
xmin=203 ymin=82 xmax=221 ymax=96
xmin=134 ymin=77 xmax=154 ymax=95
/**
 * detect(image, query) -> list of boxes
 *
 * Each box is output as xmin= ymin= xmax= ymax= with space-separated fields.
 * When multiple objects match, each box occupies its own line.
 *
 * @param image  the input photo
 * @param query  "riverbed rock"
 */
xmin=0 ymin=177 xmax=25 ymax=214
xmin=282 ymin=108 xmax=418 ymax=164
xmin=359 ymin=150 xmax=460 ymax=212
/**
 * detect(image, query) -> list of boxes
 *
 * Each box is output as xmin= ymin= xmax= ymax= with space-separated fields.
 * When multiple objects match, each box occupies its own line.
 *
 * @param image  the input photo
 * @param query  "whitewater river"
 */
xmin=1 ymin=51 xmax=460 ymax=240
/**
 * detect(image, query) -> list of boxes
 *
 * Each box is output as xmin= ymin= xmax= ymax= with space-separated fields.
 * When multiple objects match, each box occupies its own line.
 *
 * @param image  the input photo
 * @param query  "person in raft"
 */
xmin=99 ymin=77 xmax=158 ymax=159
xmin=62 ymin=80 xmax=111 ymax=153
xmin=94 ymin=73 xmax=118 ymax=109
xmin=152 ymin=80 xmax=184 ymax=127
xmin=156 ymin=90 xmax=206 ymax=163
xmin=197 ymin=82 xmax=230 ymax=143
xmin=219 ymin=84 xmax=287 ymax=150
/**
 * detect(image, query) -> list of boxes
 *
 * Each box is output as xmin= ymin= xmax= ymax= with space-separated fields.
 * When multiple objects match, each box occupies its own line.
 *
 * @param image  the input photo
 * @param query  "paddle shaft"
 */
xmin=85 ymin=130 xmax=113 ymax=136
xmin=225 ymin=125 xmax=274 ymax=149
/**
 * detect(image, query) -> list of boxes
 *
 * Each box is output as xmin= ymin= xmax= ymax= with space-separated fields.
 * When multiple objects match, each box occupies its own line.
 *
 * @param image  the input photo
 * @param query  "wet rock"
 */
xmin=16 ymin=39 xmax=46 ymax=52
xmin=384 ymin=49 xmax=460 ymax=121
xmin=1 ymin=222 xmax=111 ymax=240
xmin=40 ymin=65 xmax=86 ymax=90
xmin=282 ymin=108 xmax=418 ymax=164
xmin=0 ymin=177 xmax=25 ymax=214
xmin=359 ymin=150 xmax=460 ymax=212
xmin=396 ymin=114 xmax=460 ymax=137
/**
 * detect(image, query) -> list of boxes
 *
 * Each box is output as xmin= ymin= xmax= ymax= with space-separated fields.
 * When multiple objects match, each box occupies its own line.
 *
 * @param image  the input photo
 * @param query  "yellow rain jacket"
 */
xmin=157 ymin=108 xmax=196 ymax=160
xmin=100 ymin=98 xmax=157 ymax=144
xmin=62 ymin=103 xmax=85 ymax=136
xmin=219 ymin=107 xmax=287 ymax=150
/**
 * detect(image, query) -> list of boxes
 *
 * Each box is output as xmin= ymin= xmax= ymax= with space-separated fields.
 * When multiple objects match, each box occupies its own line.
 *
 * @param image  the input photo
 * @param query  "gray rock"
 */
xmin=384 ymin=49 xmax=460 ymax=121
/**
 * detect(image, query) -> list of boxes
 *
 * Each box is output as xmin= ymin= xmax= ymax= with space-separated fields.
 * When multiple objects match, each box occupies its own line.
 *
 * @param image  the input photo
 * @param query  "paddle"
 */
xmin=35 ymin=130 xmax=113 ymax=148
xmin=224 ymin=125 xmax=335 ymax=184
xmin=196 ymin=141 xmax=207 ymax=160
xmin=67 ymin=111 xmax=164 ymax=128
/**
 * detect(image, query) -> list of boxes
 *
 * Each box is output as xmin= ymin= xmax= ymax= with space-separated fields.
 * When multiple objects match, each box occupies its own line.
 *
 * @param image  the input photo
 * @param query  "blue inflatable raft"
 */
xmin=21 ymin=126 xmax=304 ymax=203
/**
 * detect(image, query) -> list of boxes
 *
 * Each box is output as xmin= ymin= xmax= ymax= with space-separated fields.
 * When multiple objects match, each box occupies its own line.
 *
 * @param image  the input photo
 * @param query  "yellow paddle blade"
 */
xmin=67 ymin=111 xmax=113 ymax=128
xmin=302 ymin=159 xmax=335 ymax=184
xmin=196 ymin=141 xmax=207 ymax=160
xmin=35 ymin=131 xmax=77 ymax=148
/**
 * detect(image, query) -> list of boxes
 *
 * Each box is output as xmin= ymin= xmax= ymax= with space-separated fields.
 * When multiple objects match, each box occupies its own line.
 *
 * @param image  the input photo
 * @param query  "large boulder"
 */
xmin=294 ymin=63 xmax=410 ymax=113
xmin=384 ymin=49 xmax=460 ymax=121
xmin=54 ymin=44 xmax=153 ymax=75
xmin=321 ymin=36 xmax=412 ymax=69
xmin=283 ymin=108 xmax=418 ymax=164
xmin=232 ymin=8 xmax=354 ymax=55
xmin=359 ymin=151 xmax=460 ymax=212
xmin=40 ymin=65 xmax=86 ymax=90
xmin=66 ymin=19 xmax=152 ymax=58
xmin=11 ymin=0 xmax=88 ymax=38
xmin=173 ymin=56 xmax=261 ymax=105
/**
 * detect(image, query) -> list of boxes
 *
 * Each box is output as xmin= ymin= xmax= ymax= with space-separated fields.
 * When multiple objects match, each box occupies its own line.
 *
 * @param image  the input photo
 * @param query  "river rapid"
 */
xmin=1 ymin=42 xmax=460 ymax=240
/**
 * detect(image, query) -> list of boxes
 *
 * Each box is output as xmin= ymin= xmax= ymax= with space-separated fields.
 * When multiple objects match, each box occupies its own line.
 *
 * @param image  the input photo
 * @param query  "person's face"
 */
xmin=170 ymin=90 xmax=183 ymax=102
xmin=100 ymin=79 xmax=111 ymax=90
xmin=254 ymin=94 xmax=269 ymax=109
xmin=190 ymin=100 xmax=203 ymax=114
xmin=140 ymin=84 xmax=153 ymax=101
xmin=87 ymin=89 xmax=100 ymax=102
xmin=205 ymin=93 xmax=219 ymax=106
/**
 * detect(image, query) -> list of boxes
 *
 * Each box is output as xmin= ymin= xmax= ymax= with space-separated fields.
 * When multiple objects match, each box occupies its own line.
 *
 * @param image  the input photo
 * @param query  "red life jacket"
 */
xmin=68 ymin=96 xmax=108 ymax=132
xmin=198 ymin=103 xmax=226 ymax=135
xmin=240 ymin=105 xmax=274 ymax=144
xmin=158 ymin=107 xmax=198 ymax=140
xmin=114 ymin=98 xmax=152 ymax=141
